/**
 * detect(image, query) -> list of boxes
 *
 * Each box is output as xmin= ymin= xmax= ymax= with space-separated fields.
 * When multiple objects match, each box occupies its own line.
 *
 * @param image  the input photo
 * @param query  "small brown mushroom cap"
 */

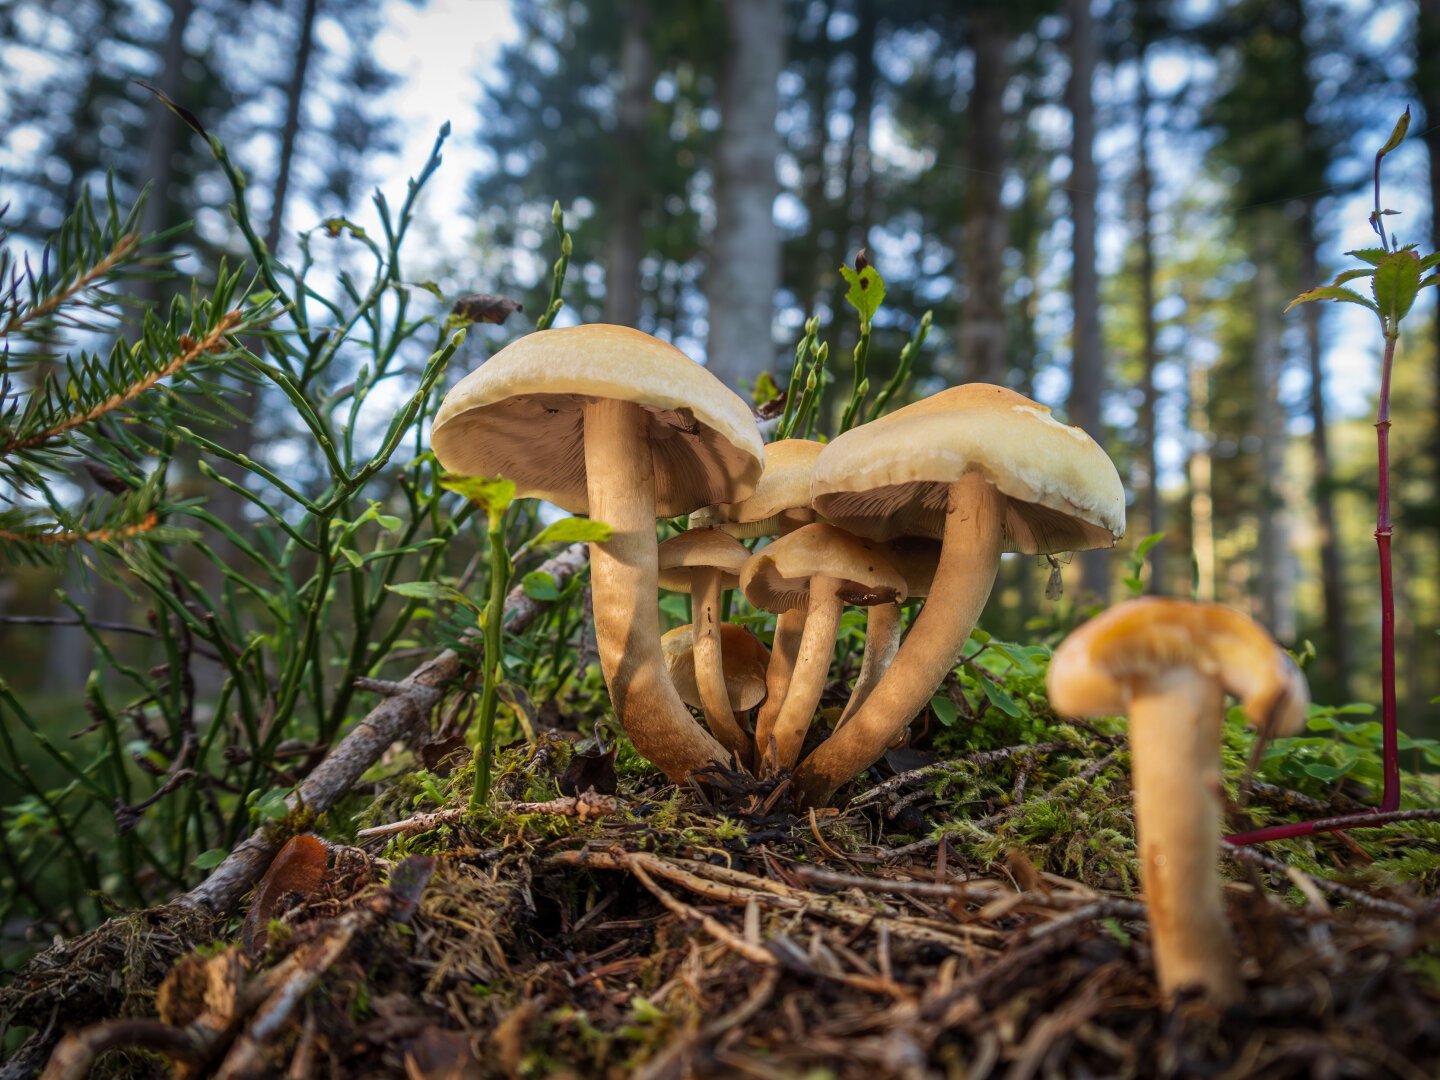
xmin=1047 ymin=597 xmax=1309 ymax=735
xmin=811 ymin=384 xmax=1124 ymax=553
xmin=431 ymin=324 xmax=764 ymax=516
xmin=657 ymin=528 xmax=750 ymax=593
xmin=740 ymin=522 xmax=907 ymax=613
xmin=662 ymin=624 xmax=771 ymax=712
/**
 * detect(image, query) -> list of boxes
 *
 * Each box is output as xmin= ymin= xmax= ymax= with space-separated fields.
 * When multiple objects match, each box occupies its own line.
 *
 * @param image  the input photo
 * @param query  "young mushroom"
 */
xmin=837 ymin=537 xmax=942 ymax=730
xmin=1047 ymin=597 xmax=1309 ymax=1005
xmin=740 ymin=523 xmax=906 ymax=775
xmin=658 ymin=528 xmax=753 ymax=763
xmin=793 ymin=384 xmax=1124 ymax=806
xmin=661 ymin=623 xmax=770 ymax=717
xmin=691 ymin=439 xmax=824 ymax=770
xmin=431 ymin=324 xmax=764 ymax=783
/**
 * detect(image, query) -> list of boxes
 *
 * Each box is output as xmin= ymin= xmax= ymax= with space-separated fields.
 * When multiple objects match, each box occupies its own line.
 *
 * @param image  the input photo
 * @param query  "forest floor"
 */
xmin=4 ymin=708 xmax=1440 ymax=1080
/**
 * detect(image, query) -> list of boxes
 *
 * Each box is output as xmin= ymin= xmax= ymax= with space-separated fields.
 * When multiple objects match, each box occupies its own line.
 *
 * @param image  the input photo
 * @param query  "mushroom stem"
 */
xmin=583 ymin=398 xmax=728 ymax=780
xmin=754 ymin=606 xmax=805 ymax=762
xmin=836 ymin=601 xmax=902 ymax=730
xmin=793 ymin=473 xmax=1004 ymax=805
xmin=1128 ymin=669 xmax=1240 ymax=1004
xmin=691 ymin=566 xmax=751 ymax=765
xmin=762 ymin=579 xmax=843 ymax=776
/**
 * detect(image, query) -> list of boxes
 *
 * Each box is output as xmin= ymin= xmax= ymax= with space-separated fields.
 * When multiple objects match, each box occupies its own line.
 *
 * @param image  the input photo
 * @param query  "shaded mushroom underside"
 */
xmin=433 ymin=393 xmax=763 ymax=517
xmin=816 ymin=477 xmax=1119 ymax=554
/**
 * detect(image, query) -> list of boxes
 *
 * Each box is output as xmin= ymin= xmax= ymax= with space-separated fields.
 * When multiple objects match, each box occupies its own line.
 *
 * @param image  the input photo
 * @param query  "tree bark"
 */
xmin=704 ymin=0 xmax=784 ymax=392
xmin=138 ymin=0 xmax=195 ymax=246
xmin=1299 ymin=208 xmax=1349 ymax=696
xmin=958 ymin=5 xmax=1009 ymax=386
xmin=1251 ymin=222 xmax=1295 ymax=640
xmin=264 ymin=0 xmax=319 ymax=258
xmin=603 ymin=2 xmax=655 ymax=327
xmin=1065 ymin=0 xmax=1106 ymax=598
xmin=1419 ymin=0 xmax=1440 ymax=513
xmin=1135 ymin=52 xmax=1162 ymax=593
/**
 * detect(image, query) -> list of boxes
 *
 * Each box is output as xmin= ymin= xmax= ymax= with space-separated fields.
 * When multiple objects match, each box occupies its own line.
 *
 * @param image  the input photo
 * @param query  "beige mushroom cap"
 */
xmin=662 ymin=624 xmax=771 ymax=712
xmin=811 ymin=384 xmax=1124 ymax=554
xmin=1047 ymin=597 xmax=1309 ymax=736
xmin=691 ymin=438 xmax=824 ymax=537
xmin=657 ymin=528 xmax=750 ymax=593
xmin=740 ymin=522 xmax=907 ymax=613
xmin=431 ymin=324 xmax=765 ymax=516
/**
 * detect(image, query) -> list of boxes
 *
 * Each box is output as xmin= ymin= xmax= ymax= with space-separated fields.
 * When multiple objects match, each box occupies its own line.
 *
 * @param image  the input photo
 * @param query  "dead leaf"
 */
xmin=242 ymin=835 xmax=328 ymax=957
xmin=450 ymin=294 xmax=524 ymax=326
xmin=558 ymin=745 xmax=617 ymax=797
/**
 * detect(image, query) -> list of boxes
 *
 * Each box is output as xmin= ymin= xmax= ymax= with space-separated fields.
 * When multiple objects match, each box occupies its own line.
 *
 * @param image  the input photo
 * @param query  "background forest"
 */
xmin=1 ymin=0 xmax=1438 ymax=968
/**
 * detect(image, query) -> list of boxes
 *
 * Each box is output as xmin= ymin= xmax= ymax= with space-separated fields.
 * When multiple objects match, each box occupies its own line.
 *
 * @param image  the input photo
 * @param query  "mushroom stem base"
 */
xmin=1130 ymin=672 xmax=1240 ymax=1005
xmin=792 ymin=473 xmax=1003 ymax=805
xmin=691 ymin=567 xmax=750 ymax=766
xmin=584 ymin=398 xmax=728 ymax=781
xmin=755 ymin=606 xmax=806 ymax=763
xmin=763 ymin=580 xmax=842 ymax=776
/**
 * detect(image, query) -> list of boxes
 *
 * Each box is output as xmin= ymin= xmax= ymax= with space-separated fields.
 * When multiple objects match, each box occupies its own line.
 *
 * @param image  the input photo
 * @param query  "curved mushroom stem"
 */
xmin=584 ymin=398 xmax=728 ymax=781
xmin=691 ymin=566 xmax=751 ymax=766
xmin=1129 ymin=670 xmax=1240 ymax=1004
xmin=754 ymin=606 xmax=805 ymax=764
xmin=762 ymin=579 xmax=843 ymax=776
xmin=792 ymin=473 xmax=1004 ymax=805
xmin=836 ymin=601 xmax=902 ymax=730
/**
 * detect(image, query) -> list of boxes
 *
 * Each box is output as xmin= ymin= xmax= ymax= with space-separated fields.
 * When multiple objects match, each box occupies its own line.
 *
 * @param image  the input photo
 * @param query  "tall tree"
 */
xmin=1133 ymin=20 xmax=1163 ymax=591
xmin=605 ymin=1 xmax=656 ymax=325
xmin=1419 ymin=0 xmax=1440 ymax=518
xmin=1066 ymin=0 xmax=1106 ymax=597
xmin=264 ymin=0 xmax=319 ymax=256
xmin=704 ymin=0 xmax=784 ymax=392
xmin=958 ymin=4 xmax=1011 ymax=385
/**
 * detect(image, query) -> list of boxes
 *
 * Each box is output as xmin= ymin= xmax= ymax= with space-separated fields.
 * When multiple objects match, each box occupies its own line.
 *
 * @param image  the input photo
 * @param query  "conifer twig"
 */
xmin=2 ymin=309 xmax=242 ymax=454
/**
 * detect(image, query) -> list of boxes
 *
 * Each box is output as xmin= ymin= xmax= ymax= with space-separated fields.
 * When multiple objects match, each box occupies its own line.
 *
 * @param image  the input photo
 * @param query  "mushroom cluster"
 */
xmin=432 ymin=330 xmax=1126 ymax=804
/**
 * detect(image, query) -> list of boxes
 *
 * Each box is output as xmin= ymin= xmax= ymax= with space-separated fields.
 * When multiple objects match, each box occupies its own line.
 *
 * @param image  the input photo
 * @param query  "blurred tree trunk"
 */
xmin=138 ymin=0 xmax=195 ymax=247
xmin=1186 ymin=322 xmax=1216 ymax=603
xmin=264 ymin=0 xmax=319 ymax=257
xmin=1134 ymin=52 xmax=1162 ymax=593
xmin=704 ymin=0 xmax=784 ymax=393
xmin=1251 ymin=223 xmax=1295 ymax=640
xmin=1065 ymin=0 xmax=1106 ymax=598
xmin=604 ymin=2 xmax=654 ymax=326
xmin=1420 ymin=0 xmax=1440 ymax=524
xmin=1300 ymin=205 xmax=1350 ymax=696
xmin=844 ymin=0 xmax=877 ymax=259
xmin=957 ymin=5 xmax=1008 ymax=386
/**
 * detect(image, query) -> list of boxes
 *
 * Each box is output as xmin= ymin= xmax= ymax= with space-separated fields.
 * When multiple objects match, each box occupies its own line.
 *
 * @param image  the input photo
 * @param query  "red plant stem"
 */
xmin=1229 ymin=332 xmax=1403 ymax=847
xmin=1376 ymin=330 xmax=1400 ymax=813
xmin=1224 ymin=805 xmax=1439 ymax=845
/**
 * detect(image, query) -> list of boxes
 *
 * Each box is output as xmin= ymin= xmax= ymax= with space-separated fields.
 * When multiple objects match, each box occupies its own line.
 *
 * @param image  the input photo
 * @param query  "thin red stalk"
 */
xmin=1228 ymin=330 xmax=1403 ymax=847
xmin=1375 ymin=330 xmax=1400 ymax=813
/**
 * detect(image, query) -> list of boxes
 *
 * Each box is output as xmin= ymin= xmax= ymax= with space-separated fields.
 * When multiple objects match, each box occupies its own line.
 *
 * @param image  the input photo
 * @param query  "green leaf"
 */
xmin=839 ymin=264 xmax=886 ymax=325
xmin=386 ymin=581 xmax=479 ymax=611
xmin=1301 ymin=761 xmax=1356 ymax=782
xmin=1135 ymin=532 xmax=1164 ymax=558
xmin=1373 ymin=250 xmax=1422 ymax=324
xmin=968 ymin=628 xmax=992 ymax=646
xmin=1421 ymin=253 xmax=1440 ymax=271
xmin=1376 ymin=106 xmax=1410 ymax=159
xmin=751 ymin=370 xmax=781 ymax=406
xmin=930 ymin=694 xmax=959 ymax=727
xmin=1419 ymin=274 xmax=1438 ymax=291
xmin=980 ymin=679 xmax=1023 ymax=717
xmin=440 ymin=474 xmax=516 ymax=514
xmin=1283 ymin=285 xmax=1378 ymax=315
xmin=339 ymin=548 xmax=363 ymax=569
xmin=1345 ymin=248 xmax=1389 ymax=266
xmin=192 ymin=848 xmax=228 ymax=870
xmin=521 ymin=570 xmax=560 ymax=601
xmin=531 ymin=517 xmax=614 ymax=546
xmin=1330 ymin=267 xmax=1374 ymax=286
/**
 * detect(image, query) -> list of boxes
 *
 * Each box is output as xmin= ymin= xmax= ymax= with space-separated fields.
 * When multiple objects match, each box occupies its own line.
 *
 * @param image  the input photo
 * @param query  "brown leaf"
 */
xmin=242 ymin=834 xmax=328 ymax=956
xmin=450 ymin=293 xmax=524 ymax=326
xmin=385 ymin=854 xmax=437 ymax=924
xmin=420 ymin=732 xmax=471 ymax=776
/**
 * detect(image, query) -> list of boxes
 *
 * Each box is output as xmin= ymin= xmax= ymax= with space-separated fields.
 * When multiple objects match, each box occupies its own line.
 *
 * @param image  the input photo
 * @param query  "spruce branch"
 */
xmin=0 ymin=510 xmax=161 ymax=546
xmin=2 ymin=309 xmax=243 ymax=455
xmin=0 ymin=233 xmax=142 ymax=341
